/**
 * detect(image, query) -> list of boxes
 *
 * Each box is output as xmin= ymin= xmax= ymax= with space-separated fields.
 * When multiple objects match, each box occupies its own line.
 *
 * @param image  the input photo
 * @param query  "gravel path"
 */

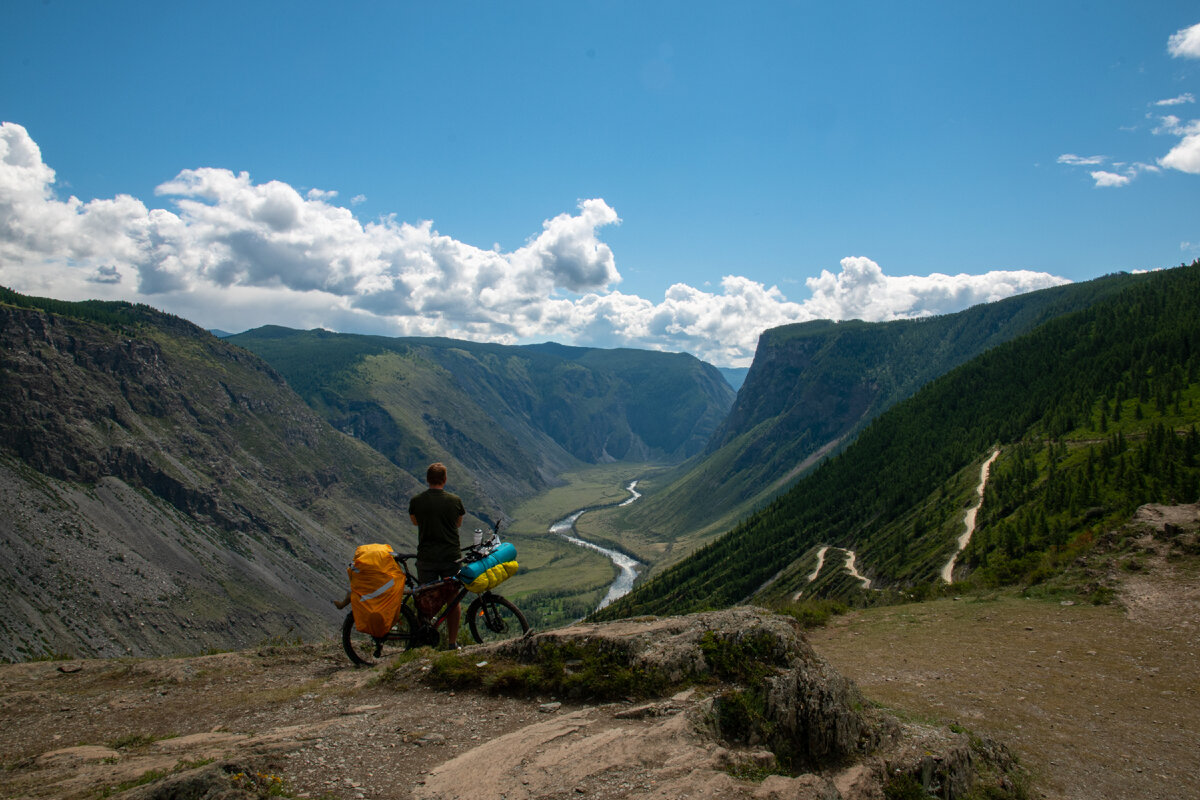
xmin=941 ymin=449 xmax=1001 ymax=583
xmin=792 ymin=545 xmax=829 ymax=600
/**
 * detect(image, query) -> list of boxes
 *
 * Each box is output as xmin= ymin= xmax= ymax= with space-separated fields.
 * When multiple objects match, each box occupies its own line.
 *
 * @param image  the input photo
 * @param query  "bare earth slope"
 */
xmin=0 ymin=301 xmax=424 ymax=661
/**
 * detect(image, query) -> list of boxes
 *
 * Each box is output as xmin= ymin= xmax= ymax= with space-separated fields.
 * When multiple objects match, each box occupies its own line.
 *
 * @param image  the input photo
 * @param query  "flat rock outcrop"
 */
xmin=400 ymin=607 xmax=1021 ymax=800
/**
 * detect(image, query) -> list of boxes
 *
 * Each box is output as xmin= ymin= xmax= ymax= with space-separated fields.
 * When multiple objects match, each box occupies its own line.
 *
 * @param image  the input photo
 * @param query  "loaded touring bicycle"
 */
xmin=337 ymin=522 xmax=529 ymax=665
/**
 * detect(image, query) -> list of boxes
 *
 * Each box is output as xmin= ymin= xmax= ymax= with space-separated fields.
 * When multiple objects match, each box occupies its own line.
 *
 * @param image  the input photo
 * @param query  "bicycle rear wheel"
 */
xmin=342 ymin=604 xmax=418 ymax=666
xmin=466 ymin=593 xmax=530 ymax=644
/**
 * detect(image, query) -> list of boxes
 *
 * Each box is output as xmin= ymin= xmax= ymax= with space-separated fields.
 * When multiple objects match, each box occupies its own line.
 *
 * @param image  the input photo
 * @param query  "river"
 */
xmin=549 ymin=480 xmax=643 ymax=611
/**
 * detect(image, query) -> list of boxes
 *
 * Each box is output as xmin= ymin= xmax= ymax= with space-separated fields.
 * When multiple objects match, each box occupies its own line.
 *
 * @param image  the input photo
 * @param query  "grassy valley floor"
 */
xmin=501 ymin=462 xmax=672 ymax=630
xmin=808 ymin=571 xmax=1200 ymax=799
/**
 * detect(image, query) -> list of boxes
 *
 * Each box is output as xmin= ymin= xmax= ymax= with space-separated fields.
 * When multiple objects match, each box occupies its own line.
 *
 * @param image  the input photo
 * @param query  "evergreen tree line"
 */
xmin=966 ymin=423 xmax=1200 ymax=585
xmin=0 ymin=285 xmax=148 ymax=329
xmin=0 ymin=286 xmax=209 ymax=340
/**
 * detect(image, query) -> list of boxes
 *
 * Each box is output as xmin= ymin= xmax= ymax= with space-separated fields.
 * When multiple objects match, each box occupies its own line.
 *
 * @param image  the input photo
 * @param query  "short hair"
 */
xmin=426 ymin=462 xmax=447 ymax=485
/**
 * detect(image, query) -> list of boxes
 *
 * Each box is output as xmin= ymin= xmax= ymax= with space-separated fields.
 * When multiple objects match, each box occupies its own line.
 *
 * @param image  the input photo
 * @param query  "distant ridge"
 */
xmin=228 ymin=326 xmax=736 ymax=516
xmin=718 ymin=366 xmax=749 ymax=390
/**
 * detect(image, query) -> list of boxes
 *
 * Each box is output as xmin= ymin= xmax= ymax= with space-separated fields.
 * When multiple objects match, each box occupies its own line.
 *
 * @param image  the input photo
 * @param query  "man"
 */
xmin=408 ymin=462 xmax=466 ymax=648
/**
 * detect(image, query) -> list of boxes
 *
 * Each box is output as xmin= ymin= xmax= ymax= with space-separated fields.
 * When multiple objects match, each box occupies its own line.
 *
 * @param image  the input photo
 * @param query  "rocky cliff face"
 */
xmin=0 ymin=300 xmax=423 ymax=660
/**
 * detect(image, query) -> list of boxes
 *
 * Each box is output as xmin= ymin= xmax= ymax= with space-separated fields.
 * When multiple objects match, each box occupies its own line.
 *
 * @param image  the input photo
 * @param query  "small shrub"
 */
xmin=426 ymin=652 xmax=487 ymax=691
xmin=698 ymin=630 xmax=788 ymax=683
xmin=725 ymin=756 xmax=787 ymax=782
xmin=231 ymin=770 xmax=292 ymax=798
xmin=961 ymin=765 xmax=1032 ymax=800
xmin=109 ymin=733 xmax=159 ymax=750
xmin=883 ymin=773 xmax=934 ymax=800
xmin=776 ymin=599 xmax=849 ymax=629
xmin=484 ymin=664 xmax=543 ymax=695
xmin=422 ymin=639 xmax=675 ymax=701
xmin=713 ymin=687 xmax=774 ymax=744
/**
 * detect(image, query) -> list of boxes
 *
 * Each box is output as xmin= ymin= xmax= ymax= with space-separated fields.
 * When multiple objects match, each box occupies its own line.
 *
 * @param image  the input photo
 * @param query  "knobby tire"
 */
xmin=342 ymin=603 xmax=418 ymax=666
xmin=466 ymin=593 xmax=530 ymax=644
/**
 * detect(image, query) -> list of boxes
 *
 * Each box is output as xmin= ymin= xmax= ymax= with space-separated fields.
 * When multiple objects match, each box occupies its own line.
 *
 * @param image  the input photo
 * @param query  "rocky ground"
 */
xmin=0 ymin=608 xmax=1016 ymax=800
xmin=2 ymin=504 xmax=1195 ymax=800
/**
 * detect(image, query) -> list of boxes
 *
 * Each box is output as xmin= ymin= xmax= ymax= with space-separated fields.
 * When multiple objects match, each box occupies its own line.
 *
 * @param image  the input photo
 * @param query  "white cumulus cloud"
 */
xmin=1090 ymin=170 xmax=1132 ymax=187
xmin=1156 ymin=93 xmax=1196 ymax=106
xmin=1160 ymin=133 xmax=1200 ymax=173
xmin=1168 ymin=22 xmax=1200 ymax=58
xmin=801 ymin=257 xmax=1067 ymax=321
xmin=0 ymin=122 xmax=1071 ymax=366
xmin=1152 ymin=116 xmax=1200 ymax=174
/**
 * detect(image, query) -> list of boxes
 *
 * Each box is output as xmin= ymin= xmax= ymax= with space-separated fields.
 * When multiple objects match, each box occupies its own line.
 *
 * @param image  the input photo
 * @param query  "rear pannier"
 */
xmin=348 ymin=544 xmax=405 ymax=637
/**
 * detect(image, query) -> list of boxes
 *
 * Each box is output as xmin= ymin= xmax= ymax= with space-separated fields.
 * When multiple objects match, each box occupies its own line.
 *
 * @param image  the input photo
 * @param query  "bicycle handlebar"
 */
xmin=393 ymin=519 xmax=503 ymax=571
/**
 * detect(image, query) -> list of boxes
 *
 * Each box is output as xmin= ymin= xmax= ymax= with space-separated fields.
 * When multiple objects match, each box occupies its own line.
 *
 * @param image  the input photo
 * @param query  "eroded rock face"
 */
xmin=495 ymin=608 xmax=882 ymax=760
xmin=762 ymin=644 xmax=888 ymax=770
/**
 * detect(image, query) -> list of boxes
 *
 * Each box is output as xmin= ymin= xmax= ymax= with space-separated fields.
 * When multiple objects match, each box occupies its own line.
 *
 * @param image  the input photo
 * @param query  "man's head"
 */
xmin=426 ymin=462 xmax=448 ymax=487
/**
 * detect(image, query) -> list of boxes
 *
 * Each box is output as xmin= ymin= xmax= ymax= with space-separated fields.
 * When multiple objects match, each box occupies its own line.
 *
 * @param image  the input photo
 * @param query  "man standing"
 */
xmin=409 ymin=462 xmax=466 ymax=648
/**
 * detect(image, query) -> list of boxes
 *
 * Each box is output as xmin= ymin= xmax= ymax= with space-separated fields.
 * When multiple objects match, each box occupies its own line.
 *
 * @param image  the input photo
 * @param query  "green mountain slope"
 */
xmin=0 ymin=288 xmax=426 ymax=660
xmin=595 ymin=270 xmax=1153 ymax=566
xmin=596 ymin=262 xmax=1200 ymax=618
xmin=227 ymin=327 xmax=735 ymax=517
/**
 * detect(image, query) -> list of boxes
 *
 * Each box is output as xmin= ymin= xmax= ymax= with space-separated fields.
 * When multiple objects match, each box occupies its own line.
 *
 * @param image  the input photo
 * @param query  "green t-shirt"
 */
xmin=408 ymin=488 xmax=466 ymax=565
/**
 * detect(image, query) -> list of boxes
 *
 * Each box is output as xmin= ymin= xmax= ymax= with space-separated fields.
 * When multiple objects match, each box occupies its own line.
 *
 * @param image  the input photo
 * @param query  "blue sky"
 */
xmin=2 ymin=2 xmax=1199 ymax=365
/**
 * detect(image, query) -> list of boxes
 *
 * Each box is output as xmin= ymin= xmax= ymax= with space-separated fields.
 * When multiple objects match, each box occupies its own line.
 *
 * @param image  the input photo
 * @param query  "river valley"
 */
xmin=549 ymin=481 xmax=644 ymax=611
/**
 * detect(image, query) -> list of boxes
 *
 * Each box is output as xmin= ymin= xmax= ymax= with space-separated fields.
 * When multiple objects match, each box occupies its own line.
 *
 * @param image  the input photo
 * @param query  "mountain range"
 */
xmin=2 ymin=261 xmax=1198 ymax=659
xmin=569 ymin=269 xmax=1155 ymax=569
xmin=224 ymin=327 xmax=735 ymax=520
xmin=0 ymin=290 xmax=731 ymax=659
xmin=597 ymin=262 xmax=1200 ymax=618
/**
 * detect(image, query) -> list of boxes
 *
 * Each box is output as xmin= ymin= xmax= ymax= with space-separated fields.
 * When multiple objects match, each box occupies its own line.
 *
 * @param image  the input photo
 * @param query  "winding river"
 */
xmin=550 ymin=480 xmax=643 ymax=611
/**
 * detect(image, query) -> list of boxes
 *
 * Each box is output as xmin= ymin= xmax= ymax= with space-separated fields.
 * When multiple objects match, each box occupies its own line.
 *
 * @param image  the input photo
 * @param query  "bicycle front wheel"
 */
xmin=342 ymin=604 xmax=418 ymax=666
xmin=466 ymin=593 xmax=530 ymax=644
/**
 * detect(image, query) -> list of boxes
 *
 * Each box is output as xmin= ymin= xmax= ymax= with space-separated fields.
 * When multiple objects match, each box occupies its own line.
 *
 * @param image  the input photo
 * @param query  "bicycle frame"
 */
xmin=393 ymin=522 xmax=502 ymax=628
xmin=408 ymin=576 xmax=470 ymax=629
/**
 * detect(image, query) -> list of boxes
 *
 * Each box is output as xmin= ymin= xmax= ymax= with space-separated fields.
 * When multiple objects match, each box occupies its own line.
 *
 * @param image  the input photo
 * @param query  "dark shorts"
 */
xmin=416 ymin=560 xmax=460 ymax=585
